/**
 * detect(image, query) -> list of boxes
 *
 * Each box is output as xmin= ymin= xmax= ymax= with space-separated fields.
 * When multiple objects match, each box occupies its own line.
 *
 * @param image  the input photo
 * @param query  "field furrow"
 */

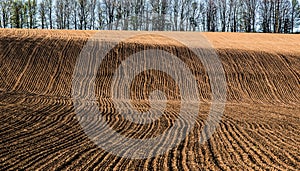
xmin=0 ymin=29 xmax=299 ymax=170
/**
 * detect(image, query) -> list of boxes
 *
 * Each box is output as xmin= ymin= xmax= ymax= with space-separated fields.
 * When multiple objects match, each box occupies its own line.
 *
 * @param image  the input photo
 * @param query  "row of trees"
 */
xmin=0 ymin=0 xmax=300 ymax=33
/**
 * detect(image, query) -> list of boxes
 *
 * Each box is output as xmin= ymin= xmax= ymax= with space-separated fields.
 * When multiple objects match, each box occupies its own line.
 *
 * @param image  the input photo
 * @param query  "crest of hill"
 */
xmin=1 ymin=29 xmax=299 ymax=56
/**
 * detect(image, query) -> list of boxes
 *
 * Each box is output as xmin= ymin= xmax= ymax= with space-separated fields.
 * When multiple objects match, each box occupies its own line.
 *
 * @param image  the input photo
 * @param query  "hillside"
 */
xmin=0 ymin=29 xmax=299 ymax=170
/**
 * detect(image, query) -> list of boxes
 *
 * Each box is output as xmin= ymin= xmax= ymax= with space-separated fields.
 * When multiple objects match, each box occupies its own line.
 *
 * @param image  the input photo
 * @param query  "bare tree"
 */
xmin=282 ymin=0 xmax=292 ymax=33
xmin=27 ymin=0 xmax=37 ymax=29
xmin=131 ymin=0 xmax=145 ymax=30
xmin=259 ymin=0 xmax=271 ymax=32
xmin=291 ymin=0 xmax=300 ymax=32
xmin=55 ymin=0 xmax=64 ymax=29
xmin=64 ymin=0 xmax=72 ymax=29
xmin=274 ymin=0 xmax=281 ymax=33
xmin=11 ymin=0 xmax=23 ymax=28
xmin=39 ymin=1 xmax=46 ymax=29
xmin=240 ymin=0 xmax=257 ymax=32
xmin=170 ymin=0 xmax=179 ymax=31
xmin=45 ymin=0 xmax=53 ymax=29
xmin=70 ymin=0 xmax=78 ymax=30
xmin=187 ymin=1 xmax=202 ymax=31
xmin=207 ymin=0 xmax=217 ymax=32
xmin=160 ymin=0 xmax=168 ymax=30
xmin=0 ymin=1 xmax=11 ymax=28
xmin=96 ymin=1 xmax=105 ymax=29
xmin=1 ymin=0 xmax=298 ymax=33
xmin=102 ymin=0 xmax=116 ymax=30
xmin=218 ymin=0 xmax=227 ymax=32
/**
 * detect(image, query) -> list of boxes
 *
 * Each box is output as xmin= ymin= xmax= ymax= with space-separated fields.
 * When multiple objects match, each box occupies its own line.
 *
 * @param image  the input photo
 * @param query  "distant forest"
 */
xmin=0 ymin=0 xmax=300 ymax=33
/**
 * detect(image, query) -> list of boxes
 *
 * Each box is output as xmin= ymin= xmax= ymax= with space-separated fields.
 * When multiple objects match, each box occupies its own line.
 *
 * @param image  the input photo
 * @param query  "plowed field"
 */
xmin=0 ymin=29 xmax=299 ymax=170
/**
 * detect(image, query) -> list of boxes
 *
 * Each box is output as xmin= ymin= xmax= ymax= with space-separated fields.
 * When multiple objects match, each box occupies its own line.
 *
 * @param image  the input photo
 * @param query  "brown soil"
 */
xmin=0 ymin=29 xmax=299 ymax=170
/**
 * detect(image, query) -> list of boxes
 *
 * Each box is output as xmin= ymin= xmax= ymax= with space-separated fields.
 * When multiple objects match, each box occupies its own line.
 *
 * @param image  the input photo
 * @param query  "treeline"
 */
xmin=0 ymin=0 xmax=300 ymax=33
